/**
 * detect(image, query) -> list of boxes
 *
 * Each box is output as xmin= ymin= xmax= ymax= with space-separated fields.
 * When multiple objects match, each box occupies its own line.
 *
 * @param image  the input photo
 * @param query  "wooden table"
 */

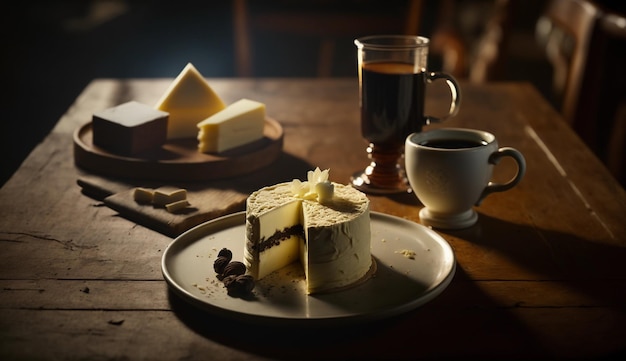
xmin=1 ymin=78 xmax=625 ymax=360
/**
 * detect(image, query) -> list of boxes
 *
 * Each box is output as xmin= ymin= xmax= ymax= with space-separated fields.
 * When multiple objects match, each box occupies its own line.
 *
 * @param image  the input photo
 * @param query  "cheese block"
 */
xmin=133 ymin=187 xmax=154 ymax=204
xmin=165 ymin=199 xmax=190 ymax=213
xmin=197 ymin=98 xmax=266 ymax=153
xmin=155 ymin=63 xmax=226 ymax=139
xmin=92 ymin=101 xmax=168 ymax=156
xmin=152 ymin=187 xmax=187 ymax=207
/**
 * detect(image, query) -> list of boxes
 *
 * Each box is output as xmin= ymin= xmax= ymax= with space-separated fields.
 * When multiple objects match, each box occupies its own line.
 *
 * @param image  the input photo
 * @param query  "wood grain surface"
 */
xmin=1 ymin=78 xmax=625 ymax=360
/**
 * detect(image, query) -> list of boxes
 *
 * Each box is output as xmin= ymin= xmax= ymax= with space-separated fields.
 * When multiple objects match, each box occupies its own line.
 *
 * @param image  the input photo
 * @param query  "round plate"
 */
xmin=73 ymin=117 xmax=283 ymax=181
xmin=161 ymin=211 xmax=456 ymax=326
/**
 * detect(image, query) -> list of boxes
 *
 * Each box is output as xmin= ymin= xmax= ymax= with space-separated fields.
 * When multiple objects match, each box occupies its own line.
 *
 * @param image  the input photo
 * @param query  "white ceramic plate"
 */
xmin=162 ymin=211 xmax=456 ymax=325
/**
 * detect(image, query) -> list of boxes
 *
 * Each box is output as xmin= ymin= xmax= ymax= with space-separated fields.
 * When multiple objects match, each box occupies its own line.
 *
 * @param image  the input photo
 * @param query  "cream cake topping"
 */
xmin=290 ymin=167 xmax=334 ymax=202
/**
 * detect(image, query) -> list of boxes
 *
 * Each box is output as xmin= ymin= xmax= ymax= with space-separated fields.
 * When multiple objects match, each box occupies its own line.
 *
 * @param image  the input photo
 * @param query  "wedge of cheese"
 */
xmin=197 ymin=98 xmax=266 ymax=153
xmin=155 ymin=63 xmax=226 ymax=139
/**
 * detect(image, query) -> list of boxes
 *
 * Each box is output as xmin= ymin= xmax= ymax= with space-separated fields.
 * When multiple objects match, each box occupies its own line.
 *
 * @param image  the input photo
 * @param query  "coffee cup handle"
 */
xmin=476 ymin=147 xmax=526 ymax=206
xmin=425 ymin=71 xmax=462 ymax=124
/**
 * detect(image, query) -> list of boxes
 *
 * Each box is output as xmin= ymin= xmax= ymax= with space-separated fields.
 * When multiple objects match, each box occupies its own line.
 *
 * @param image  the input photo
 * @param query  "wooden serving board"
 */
xmin=73 ymin=117 xmax=283 ymax=181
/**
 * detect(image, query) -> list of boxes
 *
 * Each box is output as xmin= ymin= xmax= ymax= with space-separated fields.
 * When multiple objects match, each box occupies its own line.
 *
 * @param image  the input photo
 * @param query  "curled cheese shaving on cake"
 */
xmin=290 ymin=167 xmax=334 ymax=203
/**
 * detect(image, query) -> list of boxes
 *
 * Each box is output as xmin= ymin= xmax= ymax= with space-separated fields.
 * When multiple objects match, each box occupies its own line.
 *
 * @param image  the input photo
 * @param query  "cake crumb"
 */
xmin=108 ymin=319 xmax=125 ymax=326
xmin=396 ymin=249 xmax=416 ymax=259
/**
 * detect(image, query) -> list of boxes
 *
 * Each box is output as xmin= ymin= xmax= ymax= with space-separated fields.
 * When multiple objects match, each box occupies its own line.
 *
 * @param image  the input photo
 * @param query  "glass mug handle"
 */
xmin=425 ymin=71 xmax=462 ymax=124
xmin=476 ymin=147 xmax=527 ymax=206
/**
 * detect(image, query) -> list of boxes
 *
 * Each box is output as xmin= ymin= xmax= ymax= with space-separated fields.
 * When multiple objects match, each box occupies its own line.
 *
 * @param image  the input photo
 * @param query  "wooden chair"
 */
xmin=232 ymin=0 xmax=423 ymax=78
xmin=537 ymin=0 xmax=626 ymax=186
xmin=467 ymin=0 xmax=513 ymax=83
xmin=536 ymin=0 xmax=601 ymax=125
xmin=586 ymin=12 xmax=626 ymax=186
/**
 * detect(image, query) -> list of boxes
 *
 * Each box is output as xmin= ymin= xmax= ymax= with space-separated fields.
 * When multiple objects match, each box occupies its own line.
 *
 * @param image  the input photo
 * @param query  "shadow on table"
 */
xmin=165 ymin=174 xmax=625 ymax=359
xmin=184 ymin=151 xmax=315 ymax=195
xmin=447 ymin=212 xmax=626 ymax=307
xmin=167 ymin=265 xmax=554 ymax=359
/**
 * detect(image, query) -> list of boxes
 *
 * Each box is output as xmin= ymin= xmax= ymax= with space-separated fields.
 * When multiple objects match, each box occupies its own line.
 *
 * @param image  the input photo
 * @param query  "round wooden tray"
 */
xmin=73 ymin=117 xmax=284 ymax=181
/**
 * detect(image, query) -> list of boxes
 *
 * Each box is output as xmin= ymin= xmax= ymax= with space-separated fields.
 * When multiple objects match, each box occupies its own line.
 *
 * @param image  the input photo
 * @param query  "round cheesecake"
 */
xmin=244 ymin=169 xmax=373 ymax=294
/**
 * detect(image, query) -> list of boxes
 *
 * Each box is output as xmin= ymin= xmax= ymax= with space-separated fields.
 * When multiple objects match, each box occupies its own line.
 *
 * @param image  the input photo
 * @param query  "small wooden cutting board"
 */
xmin=77 ymin=152 xmax=315 ymax=237
xmin=77 ymin=174 xmax=248 ymax=237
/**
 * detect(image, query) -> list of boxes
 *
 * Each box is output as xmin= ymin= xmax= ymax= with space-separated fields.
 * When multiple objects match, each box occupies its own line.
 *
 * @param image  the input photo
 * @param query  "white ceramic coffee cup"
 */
xmin=405 ymin=128 xmax=526 ymax=229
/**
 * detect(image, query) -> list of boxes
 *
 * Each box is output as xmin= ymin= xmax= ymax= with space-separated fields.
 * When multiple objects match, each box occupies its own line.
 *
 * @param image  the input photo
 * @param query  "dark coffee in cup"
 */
xmin=419 ymin=139 xmax=488 ymax=149
xmin=405 ymin=128 xmax=526 ymax=229
xmin=361 ymin=62 xmax=425 ymax=146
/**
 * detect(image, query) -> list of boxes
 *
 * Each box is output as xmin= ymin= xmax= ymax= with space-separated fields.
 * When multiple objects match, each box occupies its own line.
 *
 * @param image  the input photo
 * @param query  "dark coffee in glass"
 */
xmin=361 ymin=62 xmax=425 ymax=146
xmin=351 ymin=35 xmax=461 ymax=194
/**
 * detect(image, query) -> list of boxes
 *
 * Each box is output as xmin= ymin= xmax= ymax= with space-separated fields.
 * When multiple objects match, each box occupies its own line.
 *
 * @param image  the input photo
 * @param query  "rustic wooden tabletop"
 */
xmin=1 ymin=78 xmax=625 ymax=360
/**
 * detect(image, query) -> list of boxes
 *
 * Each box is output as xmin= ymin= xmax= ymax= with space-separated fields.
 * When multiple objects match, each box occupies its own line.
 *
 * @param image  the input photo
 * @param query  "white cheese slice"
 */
xmin=152 ymin=187 xmax=187 ymax=207
xmin=165 ymin=199 xmax=190 ymax=213
xmin=155 ymin=63 xmax=226 ymax=139
xmin=197 ymin=98 xmax=266 ymax=153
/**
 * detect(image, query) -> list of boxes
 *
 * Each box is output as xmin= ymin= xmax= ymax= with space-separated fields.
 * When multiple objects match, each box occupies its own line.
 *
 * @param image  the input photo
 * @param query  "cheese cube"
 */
xmin=133 ymin=187 xmax=154 ymax=204
xmin=155 ymin=63 xmax=226 ymax=139
xmin=92 ymin=101 xmax=168 ymax=156
xmin=197 ymin=99 xmax=266 ymax=153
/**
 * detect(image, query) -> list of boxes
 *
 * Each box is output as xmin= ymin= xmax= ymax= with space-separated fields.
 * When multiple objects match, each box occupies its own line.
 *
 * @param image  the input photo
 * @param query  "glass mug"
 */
xmin=351 ymin=35 xmax=461 ymax=194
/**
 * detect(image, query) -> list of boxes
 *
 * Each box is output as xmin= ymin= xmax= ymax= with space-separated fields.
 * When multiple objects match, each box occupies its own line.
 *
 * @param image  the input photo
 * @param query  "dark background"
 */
xmin=1 ymin=0 xmax=557 ymax=186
